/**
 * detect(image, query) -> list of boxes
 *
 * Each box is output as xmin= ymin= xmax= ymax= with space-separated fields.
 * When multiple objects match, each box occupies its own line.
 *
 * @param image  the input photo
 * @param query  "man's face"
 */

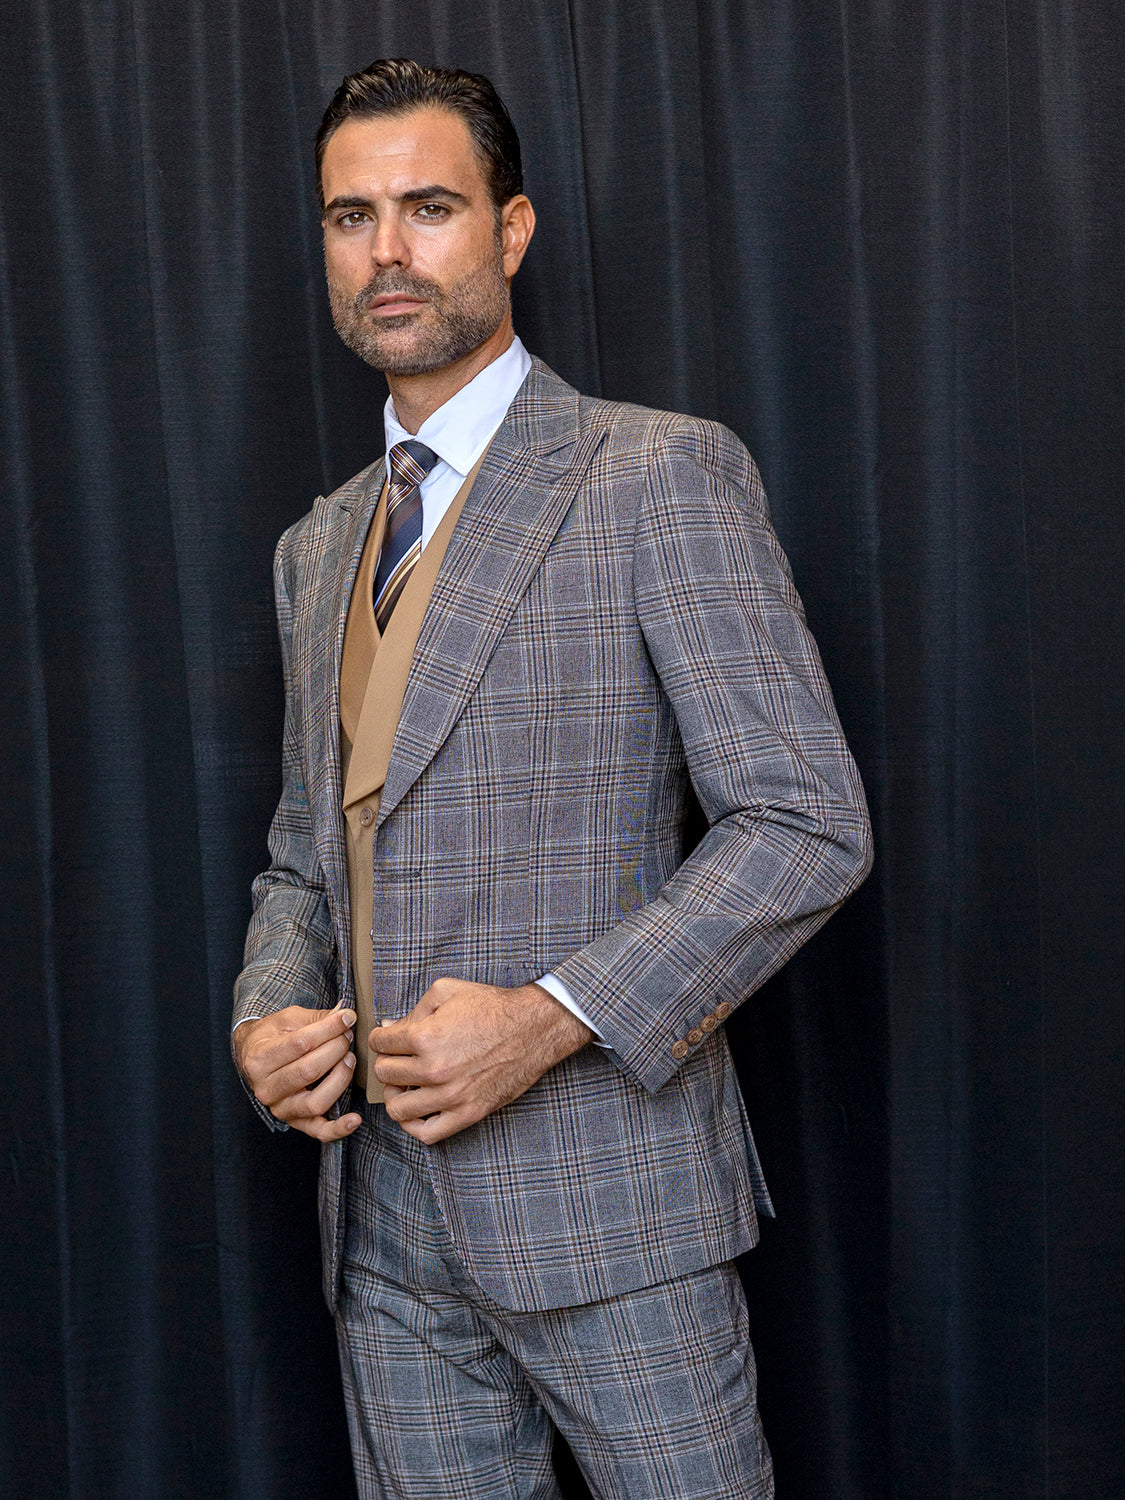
xmin=320 ymin=108 xmax=516 ymax=377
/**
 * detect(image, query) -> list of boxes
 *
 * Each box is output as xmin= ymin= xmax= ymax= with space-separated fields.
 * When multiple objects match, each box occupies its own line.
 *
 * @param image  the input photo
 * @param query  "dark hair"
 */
xmin=316 ymin=58 xmax=523 ymax=211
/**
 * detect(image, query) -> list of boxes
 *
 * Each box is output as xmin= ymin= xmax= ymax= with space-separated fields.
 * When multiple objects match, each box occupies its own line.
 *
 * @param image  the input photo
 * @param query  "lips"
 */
xmin=356 ymin=279 xmax=436 ymax=316
xmin=371 ymin=293 xmax=426 ymax=313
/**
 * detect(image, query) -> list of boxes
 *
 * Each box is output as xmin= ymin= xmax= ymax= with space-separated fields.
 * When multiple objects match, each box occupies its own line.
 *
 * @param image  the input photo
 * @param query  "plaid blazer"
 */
xmin=234 ymin=358 xmax=872 ymax=1314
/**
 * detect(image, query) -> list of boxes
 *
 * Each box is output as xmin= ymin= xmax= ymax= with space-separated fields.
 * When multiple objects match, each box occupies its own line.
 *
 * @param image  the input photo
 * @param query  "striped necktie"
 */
xmin=373 ymin=440 xmax=440 ymax=632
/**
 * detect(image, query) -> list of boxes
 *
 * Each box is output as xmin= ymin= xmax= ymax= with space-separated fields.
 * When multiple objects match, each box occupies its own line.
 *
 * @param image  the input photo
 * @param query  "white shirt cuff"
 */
xmin=536 ymin=972 xmax=607 ymax=1045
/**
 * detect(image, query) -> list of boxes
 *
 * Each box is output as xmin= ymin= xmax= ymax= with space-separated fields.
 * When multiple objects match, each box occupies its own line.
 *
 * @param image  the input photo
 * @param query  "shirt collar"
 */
xmin=382 ymin=335 xmax=533 ymax=479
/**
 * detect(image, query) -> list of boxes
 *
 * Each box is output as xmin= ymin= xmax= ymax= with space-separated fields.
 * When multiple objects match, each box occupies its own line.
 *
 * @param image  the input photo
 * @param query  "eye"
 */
xmin=340 ymin=210 xmax=369 ymax=226
xmin=415 ymin=202 xmax=449 ymax=221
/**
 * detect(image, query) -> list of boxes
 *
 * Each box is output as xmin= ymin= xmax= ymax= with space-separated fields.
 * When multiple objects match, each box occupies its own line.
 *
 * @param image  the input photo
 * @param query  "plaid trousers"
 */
xmin=335 ymin=1101 xmax=774 ymax=1500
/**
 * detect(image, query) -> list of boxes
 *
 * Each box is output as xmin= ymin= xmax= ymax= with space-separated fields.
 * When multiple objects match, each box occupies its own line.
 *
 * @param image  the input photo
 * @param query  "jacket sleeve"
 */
xmin=231 ymin=523 xmax=340 ymax=1129
xmin=552 ymin=419 xmax=873 ymax=1093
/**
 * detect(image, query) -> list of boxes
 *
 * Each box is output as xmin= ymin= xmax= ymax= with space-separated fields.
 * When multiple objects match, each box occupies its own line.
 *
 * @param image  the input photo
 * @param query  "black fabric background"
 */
xmin=2 ymin=2 xmax=1122 ymax=1496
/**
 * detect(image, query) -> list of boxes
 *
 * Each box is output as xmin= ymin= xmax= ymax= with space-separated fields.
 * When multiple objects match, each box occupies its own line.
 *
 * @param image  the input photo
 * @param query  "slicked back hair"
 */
xmin=316 ymin=58 xmax=523 ymax=213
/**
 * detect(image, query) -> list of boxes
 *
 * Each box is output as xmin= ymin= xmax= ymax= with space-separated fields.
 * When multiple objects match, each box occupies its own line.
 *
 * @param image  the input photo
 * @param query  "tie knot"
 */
xmin=388 ymin=440 xmax=440 ymax=490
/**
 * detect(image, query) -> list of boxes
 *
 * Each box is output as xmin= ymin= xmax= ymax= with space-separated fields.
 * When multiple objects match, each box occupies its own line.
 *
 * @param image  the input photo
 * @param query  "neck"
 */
xmin=385 ymin=318 xmax=514 ymax=434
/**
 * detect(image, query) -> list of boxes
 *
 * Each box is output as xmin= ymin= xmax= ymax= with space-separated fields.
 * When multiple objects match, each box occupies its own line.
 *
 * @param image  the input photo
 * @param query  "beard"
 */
xmin=327 ymin=240 xmax=510 ymax=376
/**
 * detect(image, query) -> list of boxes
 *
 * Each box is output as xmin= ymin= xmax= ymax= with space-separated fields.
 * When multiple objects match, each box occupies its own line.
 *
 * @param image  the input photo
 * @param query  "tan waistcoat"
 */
xmin=339 ymin=453 xmax=487 ymax=1099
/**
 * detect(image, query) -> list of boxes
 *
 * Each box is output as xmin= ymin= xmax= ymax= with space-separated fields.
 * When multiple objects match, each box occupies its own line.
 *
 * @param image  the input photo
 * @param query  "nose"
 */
xmin=371 ymin=215 xmax=410 ymax=269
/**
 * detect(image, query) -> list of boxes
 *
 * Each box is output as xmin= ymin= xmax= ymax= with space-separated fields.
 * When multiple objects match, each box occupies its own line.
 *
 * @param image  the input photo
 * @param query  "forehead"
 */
xmin=320 ymin=107 xmax=487 ymax=200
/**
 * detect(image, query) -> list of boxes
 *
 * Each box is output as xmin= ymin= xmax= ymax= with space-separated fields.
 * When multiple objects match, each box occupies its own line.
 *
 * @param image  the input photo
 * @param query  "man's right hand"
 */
xmin=233 ymin=1005 xmax=362 ymax=1141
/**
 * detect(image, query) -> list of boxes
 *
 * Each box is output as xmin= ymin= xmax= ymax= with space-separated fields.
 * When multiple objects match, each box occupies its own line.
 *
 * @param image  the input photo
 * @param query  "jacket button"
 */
xmin=359 ymin=806 xmax=374 ymax=827
xmin=687 ymin=1027 xmax=703 ymax=1046
xmin=700 ymin=1014 xmax=717 ymax=1032
xmin=714 ymin=1001 xmax=733 ymax=1020
xmin=670 ymin=1040 xmax=689 ymax=1060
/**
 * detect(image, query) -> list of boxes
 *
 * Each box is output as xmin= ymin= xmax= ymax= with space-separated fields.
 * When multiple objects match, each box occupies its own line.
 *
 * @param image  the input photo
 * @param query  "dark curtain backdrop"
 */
xmin=2 ymin=0 xmax=1122 ymax=1496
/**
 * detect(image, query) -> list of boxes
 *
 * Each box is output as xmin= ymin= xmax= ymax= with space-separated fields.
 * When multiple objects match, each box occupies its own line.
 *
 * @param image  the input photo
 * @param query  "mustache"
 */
xmin=353 ymin=272 xmax=441 ymax=311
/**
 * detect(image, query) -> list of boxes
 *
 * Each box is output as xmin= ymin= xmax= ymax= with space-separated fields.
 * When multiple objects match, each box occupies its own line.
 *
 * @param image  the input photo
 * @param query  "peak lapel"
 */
xmin=378 ymin=362 xmax=604 ymax=826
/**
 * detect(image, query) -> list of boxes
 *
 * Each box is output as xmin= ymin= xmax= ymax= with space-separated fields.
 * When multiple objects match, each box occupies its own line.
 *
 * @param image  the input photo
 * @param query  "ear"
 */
xmin=500 ymin=195 xmax=536 ymax=278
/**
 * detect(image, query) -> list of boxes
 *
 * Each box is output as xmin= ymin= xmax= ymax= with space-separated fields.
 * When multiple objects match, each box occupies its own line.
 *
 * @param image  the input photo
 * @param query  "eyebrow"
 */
xmin=323 ymin=186 xmax=471 ymax=214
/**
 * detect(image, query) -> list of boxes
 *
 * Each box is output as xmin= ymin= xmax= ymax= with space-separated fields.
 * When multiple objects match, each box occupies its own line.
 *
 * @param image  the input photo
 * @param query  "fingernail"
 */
xmin=340 ymin=1010 xmax=357 ymax=1026
xmin=346 ymin=1029 xmax=355 ymax=1043
xmin=345 ymin=1052 xmax=355 ymax=1068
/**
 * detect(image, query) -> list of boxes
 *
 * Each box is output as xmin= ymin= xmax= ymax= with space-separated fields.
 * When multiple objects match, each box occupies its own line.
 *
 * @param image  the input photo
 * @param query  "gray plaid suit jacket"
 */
xmin=233 ymin=358 xmax=872 ymax=1314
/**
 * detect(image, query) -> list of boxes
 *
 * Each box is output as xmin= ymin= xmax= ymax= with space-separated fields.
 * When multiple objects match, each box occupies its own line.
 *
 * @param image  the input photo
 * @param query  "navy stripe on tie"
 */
xmin=373 ymin=440 xmax=440 ymax=633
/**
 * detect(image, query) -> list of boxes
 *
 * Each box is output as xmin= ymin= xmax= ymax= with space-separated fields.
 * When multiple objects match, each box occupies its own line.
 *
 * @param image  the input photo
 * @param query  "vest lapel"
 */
xmin=343 ymin=448 xmax=489 ymax=810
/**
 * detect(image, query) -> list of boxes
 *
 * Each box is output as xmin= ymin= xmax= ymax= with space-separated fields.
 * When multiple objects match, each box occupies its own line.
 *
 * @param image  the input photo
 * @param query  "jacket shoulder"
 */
xmin=569 ymin=390 xmax=762 ymax=511
xmin=526 ymin=357 xmax=751 ymax=471
xmin=579 ymin=392 xmax=746 ymax=454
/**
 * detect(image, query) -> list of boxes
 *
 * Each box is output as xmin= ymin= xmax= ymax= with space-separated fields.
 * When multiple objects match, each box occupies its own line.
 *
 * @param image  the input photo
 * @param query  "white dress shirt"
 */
xmin=383 ymin=335 xmax=531 ymax=549
xmin=384 ymin=336 xmax=603 ymax=1043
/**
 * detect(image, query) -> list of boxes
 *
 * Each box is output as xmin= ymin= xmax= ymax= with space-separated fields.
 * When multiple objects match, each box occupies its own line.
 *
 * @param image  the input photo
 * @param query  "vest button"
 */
xmin=359 ymin=806 xmax=374 ymax=827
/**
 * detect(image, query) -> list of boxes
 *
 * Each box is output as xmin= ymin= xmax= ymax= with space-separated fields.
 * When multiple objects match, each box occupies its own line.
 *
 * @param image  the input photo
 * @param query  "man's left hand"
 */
xmin=370 ymin=978 xmax=592 ymax=1143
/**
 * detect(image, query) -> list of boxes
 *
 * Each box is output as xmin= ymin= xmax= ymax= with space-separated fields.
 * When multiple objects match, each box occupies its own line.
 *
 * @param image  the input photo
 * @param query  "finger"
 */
xmin=289 ymin=1109 xmax=363 ymax=1143
xmin=272 ymin=1053 xmax=357 ymax=1124
xmin=269 ymin=1006 xmax=355 ymax=1063
xmin=301 ymin=1051 xmax=359 ymax=1119
xmin=382 ymin=1082 xmax=452 ymax=1123
xmin=368 ymin=1019 xmax=417 ymax=1056
xmin=370 ymin=1049 xmax=434 ymax=1089
xmin=260 ymin=1032 xmax=356 ymax=1106
xmin=398 ymin=1105 xmax=478 ymax=1145
xmin=257 ymin=1035 xmax=353 ymax=1105
xmin=244 ymin=1026 xmax=353 ymax=1094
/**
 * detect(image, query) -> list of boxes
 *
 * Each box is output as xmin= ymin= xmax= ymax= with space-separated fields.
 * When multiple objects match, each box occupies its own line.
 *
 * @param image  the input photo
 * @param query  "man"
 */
xmin=233 ymin=58 xmax=871 ymax=1500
